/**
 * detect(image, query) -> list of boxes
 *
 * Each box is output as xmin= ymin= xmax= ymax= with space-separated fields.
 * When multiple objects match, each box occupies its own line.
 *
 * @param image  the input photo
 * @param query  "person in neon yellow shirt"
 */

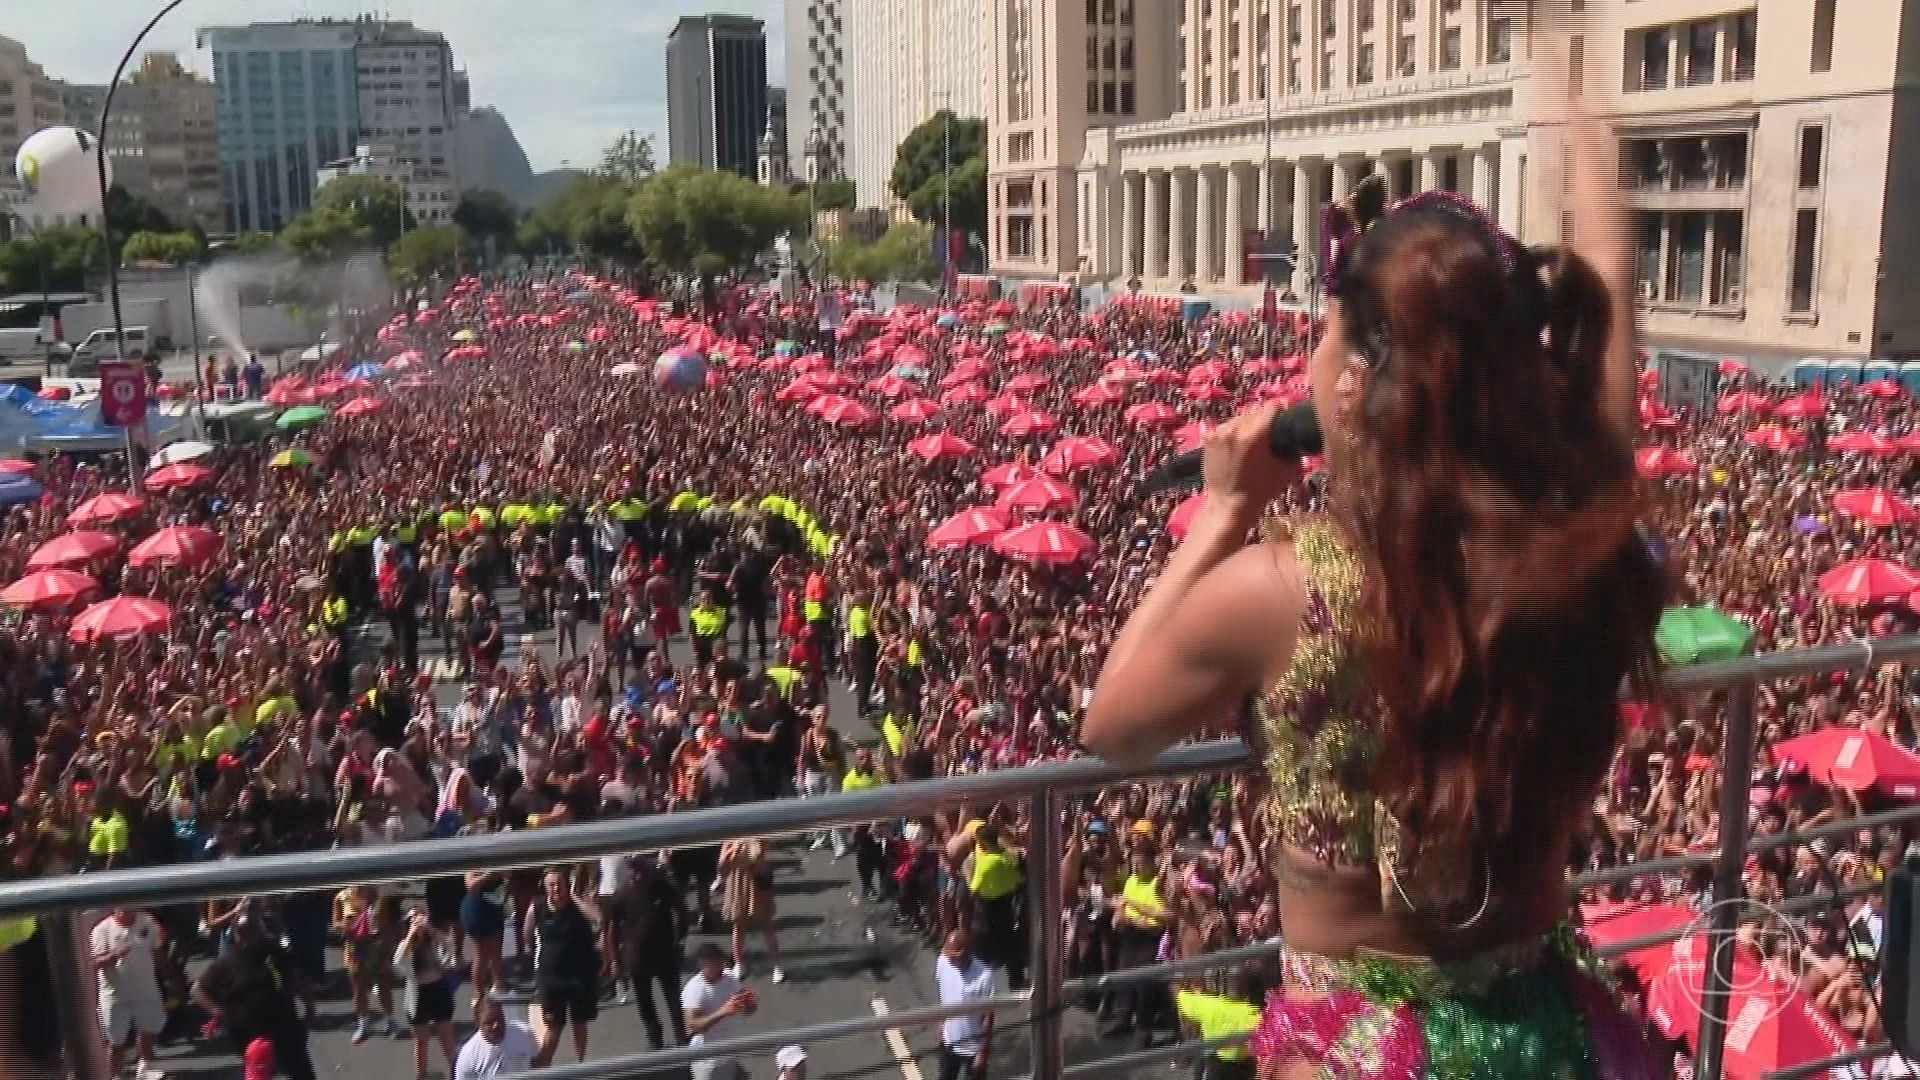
xmin=1174 ymin=971 xmax=1265 ymax=1080
xmin=840 ymin=748 xmax=887 ymax=901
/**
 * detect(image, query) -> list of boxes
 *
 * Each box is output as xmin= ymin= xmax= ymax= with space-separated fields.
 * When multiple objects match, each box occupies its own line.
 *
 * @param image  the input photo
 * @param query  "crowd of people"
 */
xmin=0 ymin=267 xmax=1907 ymax=1080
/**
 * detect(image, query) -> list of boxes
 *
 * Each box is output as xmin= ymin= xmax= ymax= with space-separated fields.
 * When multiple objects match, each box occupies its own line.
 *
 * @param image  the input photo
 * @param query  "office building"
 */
xmin=0 ymin=34 xmax=73 ymax=228
xmin=351 ymin=20 xmax=460 ymax=225
xmin=666 ymin=15 xmax=770 ymax=177
xmin=784 ymin=0 xmax=847 ymax=181
xmin=60 ymin=53 xmax=223 ymax=234
xmin=842 ymin=0 xmax=991 ymax=209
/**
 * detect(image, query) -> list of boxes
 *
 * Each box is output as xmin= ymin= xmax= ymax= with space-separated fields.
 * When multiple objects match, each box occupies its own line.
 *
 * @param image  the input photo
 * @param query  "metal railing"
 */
xmin=5 ymin=637 xmax=1920 ymax=1080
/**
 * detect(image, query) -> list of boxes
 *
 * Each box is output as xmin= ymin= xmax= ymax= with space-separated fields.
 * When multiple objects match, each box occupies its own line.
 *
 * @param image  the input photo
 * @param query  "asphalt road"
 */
xmin=127 ymin=591 xmax=1183 ymax=1080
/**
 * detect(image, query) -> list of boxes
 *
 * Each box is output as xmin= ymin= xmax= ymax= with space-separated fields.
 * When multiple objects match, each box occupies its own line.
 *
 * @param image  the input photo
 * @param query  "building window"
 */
xmin=1811 ymin=0 xmax=1835 ymax=72
xmin=1089 ymin=80 xmax=1101 ymax=111
xmin=1358 ymin=0 xmax=1374 ymax=33
xmin=1357 ymin=43 xmax=1375 ymax=83
xmin=1103 ymin=81 xmax=1118 ymax=112
xmin=1636 ymin=210 xmax=1746 ymax=308
xmin=1288 ymin=59 xmax=1301 ymax=92
xmin=1683 ymin=22 xmax=1716 ymax=86
xmin=1287 ymin=5 xmax=1301 ymax=44
xmin=1088 ymin=37 xmax=1098 ymax=67
xmin=1569 ymin=35 xmax=1584 ymax=96
xmin=1103 ymin=0 xmax=1116 ymax=23
xmin=1789 ymin=207 xmax=1819 ymax=312
xmin=1726 ymin=12 xmax=1756 ymax=80
xmin=1120 ymin=80 xmax=1135 ymax=113
xmin=1487 ymin=18 xmax=1513 ymax=63
xmin=1086 ymin=0 xmax=1096 ymax=22
xmin=1398 ymin=34 xmax=1416 ymax=76
xmin=1321 ymin=51 xmax=1334 ymax=87
xmin=1798 ymin=125 xmax=1824 ymax=189
xmin=1398 ymin=0 xmax=1414 ymax=19
xmin=1103 ymin=40 xmax=1116 ymax=69
xmin=1121 ymin=40 xmax=1134 ymax=70
xmin=1120 ymin=0 xmax=1134 ymax=25
xmin=1440 ymin=28 xmax=1461 ymax=70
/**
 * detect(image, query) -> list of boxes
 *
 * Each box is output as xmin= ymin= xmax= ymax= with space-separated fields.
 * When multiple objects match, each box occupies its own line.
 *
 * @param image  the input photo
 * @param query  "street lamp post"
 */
xmin=1260 ymin=0 xmax=1275 ymax=362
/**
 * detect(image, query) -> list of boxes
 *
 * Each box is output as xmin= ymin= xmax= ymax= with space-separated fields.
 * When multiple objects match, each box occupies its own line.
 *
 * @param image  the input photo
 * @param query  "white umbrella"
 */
xmin=609 ymin=361 xmax=642 ymax=376
xmin=148 ymin=441 xmax=214 ymax=468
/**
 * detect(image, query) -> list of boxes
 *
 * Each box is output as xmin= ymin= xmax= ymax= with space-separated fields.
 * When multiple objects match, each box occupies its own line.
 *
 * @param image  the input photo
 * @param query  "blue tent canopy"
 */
xmin=344 ymin=362 xmax=386 ymax=381
xmin=0 ymin=474 xmax=43 ymax=506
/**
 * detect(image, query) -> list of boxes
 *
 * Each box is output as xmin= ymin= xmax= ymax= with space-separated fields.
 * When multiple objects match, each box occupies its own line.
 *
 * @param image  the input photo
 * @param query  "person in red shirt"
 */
xmin=582 ymin=714 xmax=619 ymax=781
xmin=644 ymin=558 xmax=679 ymax=642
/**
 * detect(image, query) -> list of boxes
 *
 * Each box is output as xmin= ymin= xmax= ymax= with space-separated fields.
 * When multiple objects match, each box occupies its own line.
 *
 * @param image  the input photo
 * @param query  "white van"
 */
xmin=67 ymin=326 xmax=152 ymax=375
xmin=0 ymin=327 xmax=46 ymax=366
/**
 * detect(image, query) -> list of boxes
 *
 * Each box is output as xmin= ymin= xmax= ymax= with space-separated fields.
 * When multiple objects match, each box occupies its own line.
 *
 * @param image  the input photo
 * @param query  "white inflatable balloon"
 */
xmin=15 ymin=126 xmax=109 ymax=217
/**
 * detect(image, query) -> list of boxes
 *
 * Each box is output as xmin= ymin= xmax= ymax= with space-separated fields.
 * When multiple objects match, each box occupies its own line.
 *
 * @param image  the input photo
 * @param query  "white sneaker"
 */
xmin=771 ymin=967 xmax=787 ymax=984
xmin=725 ymin=964 xmax=743 ymax=981
xmin=137 ymin=1065 xmax=168 ymax=1080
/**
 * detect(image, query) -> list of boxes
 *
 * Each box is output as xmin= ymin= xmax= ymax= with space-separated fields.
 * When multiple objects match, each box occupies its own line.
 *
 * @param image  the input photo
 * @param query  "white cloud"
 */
xmin=3 ymin=0 xmax=785 ymax=171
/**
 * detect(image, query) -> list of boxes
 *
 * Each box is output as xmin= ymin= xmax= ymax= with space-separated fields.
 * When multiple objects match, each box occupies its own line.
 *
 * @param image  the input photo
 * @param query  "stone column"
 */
xmin=1146 ymin=170 xmax=1170 ymax=279
xmin=1226 ymin=164 xmax=1248 ymax=285
xmin=1419 ymin=151 xmax=1442 ymax=193
xmin=1256 ymin=159 xmax=1275 ymax=242
xmin=1472 ymin=144 xmax=1497 ymax=213
xmin=1291 ymin=159 xmax=1317 ymax=297
xmin=1186 ymin=0 xmax=1204 ymax=112
xmin=1195 ymin=166 xmax=1218 ymax=283
xmin=1497 ymin=137 xmax=1525 ymax=238
xmin=1170 ymin=168 xmax=1194 ymax=283
xmin=1120 ymin=172 xmax=1141 ymax=279
xmin=1331 ymin=156 xmax=1356 ymax=205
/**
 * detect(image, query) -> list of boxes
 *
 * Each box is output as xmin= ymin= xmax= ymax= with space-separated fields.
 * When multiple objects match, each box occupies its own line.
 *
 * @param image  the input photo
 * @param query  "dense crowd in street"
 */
xmin=0 ymin=269 xmax=1911 ymax=1079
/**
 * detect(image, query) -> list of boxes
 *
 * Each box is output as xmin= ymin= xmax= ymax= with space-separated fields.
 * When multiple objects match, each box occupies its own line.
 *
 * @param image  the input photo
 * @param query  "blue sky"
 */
xmin=4 ymin=0 xmax=785 ymax=171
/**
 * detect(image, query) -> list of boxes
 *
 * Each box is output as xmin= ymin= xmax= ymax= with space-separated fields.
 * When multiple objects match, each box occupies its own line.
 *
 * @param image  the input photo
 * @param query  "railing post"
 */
xmin=1028 ymin=789 xmax=1066 ymax=1080
xmin=1694 ymin=679 xmax=1758 ymax=1080
xmin=45 ymin=912 xmax=108 ymax=1080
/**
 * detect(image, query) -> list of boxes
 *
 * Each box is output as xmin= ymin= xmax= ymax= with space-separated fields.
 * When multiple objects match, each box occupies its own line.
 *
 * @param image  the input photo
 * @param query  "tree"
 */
xmin=626 ymin=163 xmax=805 ymax=280
xmin=814 ymin=177 xmax=857 ymax=212
xmin=280 ymin=207 xmax=374 ymax=264
xmin=389 ymin=225 xmax=463 ymax=285
xmin=0 ymin=226 xmax=105 ymax=294
xmin=105 ymin=184 xmax=175 ymax=242
xmin=222 ymin=231 xmax=279 ymax=257
xmin=828 ymin=221 xmax=938 ymax=284
xmin=519 ymin=173 xmax=642 ymax=263
xmin=452 ymin=188 xmax=519 ymax=247
xmin=120 ymin=230 xmax=204 ymax=266
xmin=311 ymin=176 xmax=412 ymax=249
xmin=598 ymin=130 xmax=657 ymax=184
xmin=890 ymin=111 xmax=988 ymax=241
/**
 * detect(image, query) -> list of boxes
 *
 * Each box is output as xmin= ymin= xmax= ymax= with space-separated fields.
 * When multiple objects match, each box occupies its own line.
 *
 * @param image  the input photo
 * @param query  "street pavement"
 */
xmin=132 ymin=590 xmax=1182 ymax=1080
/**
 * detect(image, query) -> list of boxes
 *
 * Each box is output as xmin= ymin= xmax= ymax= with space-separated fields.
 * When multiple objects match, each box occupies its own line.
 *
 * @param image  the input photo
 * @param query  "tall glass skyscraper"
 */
xmin=199 ymin=22 xmax=361 ymax=233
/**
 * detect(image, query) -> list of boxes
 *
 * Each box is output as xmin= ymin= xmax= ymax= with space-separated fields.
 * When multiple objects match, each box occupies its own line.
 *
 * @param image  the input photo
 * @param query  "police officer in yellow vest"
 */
xmin=688 ymin=587 xmax=728 ymax=667
xmin=846 ymin=591 xmax=879 ymax=717
xmin=1106 ymin=839 xmax=1170 ymax=1044
xmin=965 ymin=823 xmax=1028 ymax=990
xmin=1175 ymin=971 xmax=1264 ymax=1080
xmin=841 ymin=748 xmax=887 ymax=901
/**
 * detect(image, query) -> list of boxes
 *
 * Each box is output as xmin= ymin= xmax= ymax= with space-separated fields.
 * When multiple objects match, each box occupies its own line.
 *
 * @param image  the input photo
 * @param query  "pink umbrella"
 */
xmin=128 ymin=525 xmax=223 ymax=568
xmin=0 ymin=569 xmax=100 ymax=612
xmin=67 ymin=493 xmax=145 ymax=527
xmin=1040 ymin=436 xmax=1121 ymax=474
xmin=1000 ymin=410 xmax=1058 ymax=438
xmin=69 ymin=595 xmax=171 ymax=643
xmin=980 ymin=463 xmax=1040 ymax=490
xmin=337 ymin=396 xmax=384 ymax=418
xmin=1126 ymin=401 xmax=1181 ymax=428
xmin=888 ymin=398 xmax=942 ymax=423
xmin=142 ymin=463 xmax=213 ymax=492
xmin=993 ymin=520 xmax=1095 ymax=564
xmin=907 ymin=432 xmax=978 ymax=462
xmin=28 ymin=531 xmax=120 ymax=570
xmin=997 ymin=475 xmax=1078 ymax=513
xmin=927 ymin=506 xmax=1010 ymax=550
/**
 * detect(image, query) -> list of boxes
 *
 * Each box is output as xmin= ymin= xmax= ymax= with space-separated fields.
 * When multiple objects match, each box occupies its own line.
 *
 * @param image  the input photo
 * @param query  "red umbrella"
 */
xmin=1173 ymin=421 xmax=1219 ymax=454
xmin=815 ymin=398 xmax=877 ymax=428
xmin=866 ymin=375 xmax=915 ymax=399
xmin=927 ymin=506 xmax=1010 ymax=549
xmin=1000 ymin=410 xmax=1058 ymax=438
xmin=1818 ymin=557 xmax=1920 ymax=605
xmin=1126 ymin=401 xmax=1181 ymax=428
xmin=1771 ymin=392 xmax=1826 ymax=420
xmin=997 ymin=475 xmax=1079 ymax=513
xmin=907 ymin=432 xmax=978 ymax=462
xmin=1833 ymin=488 xmax=1919 ymax=528
xmin=1717 ymin=357 xmax=1748 ymax=377
xmin=984 ymin=392 xmax=1029 ymax=417
xmin=1183 ymin=381 xmax=1232 ymax=402
xmin=992 ymin=520 xmax=1095 ymax=564
xmin=337 ymin=396 xmax=384 ymax=418
xmin=1742 ymin=425 xmax=1805 ymax=452
xmin=69 ymin=595 xmax=171 ymax=643
xmin=1647 ymin=937 xmax=1853 ymax=1078
xmin=1071 ymin=383 xmax=1125 ymax=407
xmin=1717 ymin=391 xmax=1772 ymax=415
xmin=28 ymin=531 xmax=120 ymax=570
xmin=128 ymin=525 xmax=223 ymax=568
xmin=1639 ymin=398 xmax=1679 ymax=430
xmin=1039 ymin=436 xmax=1120 ymax=474
xmin=1862 ymin=380 xmax=1906 ymax=400
xmin=1773 ymin=728 xmax=1920 ymax=798
xmin=1829 ymin=431 xmax=1897 ymax=457
xmin=1003 ymin=373 xmax=1051 ymax=394
xmin=979 ymin=462 xmax=1040 ymax=490
xmin=1578 ymin=902 xmax=1697 ymax=981
xmin=941 ymin=381 xmax=988 ymax=406
xmin=1635 ymin=446 xmax=1697 ymax=479
xmin=1187 ymin=360 xmax=1233 ymax=383
xmin=0 ymin=459 xmax=35 ymax=475
xmin=0 ymin=569 xmax=101 ymax=612
xmin=888 ymin=398 xmax=942 ymax=423
xmin=941 ymin=361 xmax=990 ymax=387
xmin=805 ymin=392 xmax=855 ymax=416
xmin=1168 ymin=494 xmax=1206 ymax=539
xmin=778 ymin=377 xmax=826 ymax=403
xmin=67 ymin=493 xmax=144 ymax=527
xmin=142 ymin=463 xmax=213 ymax=492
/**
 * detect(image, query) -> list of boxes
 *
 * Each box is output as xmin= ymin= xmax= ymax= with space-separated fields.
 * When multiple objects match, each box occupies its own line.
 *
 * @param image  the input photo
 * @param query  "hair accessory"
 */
xmin=1321 ymin=175 xmax=1523 ymax=296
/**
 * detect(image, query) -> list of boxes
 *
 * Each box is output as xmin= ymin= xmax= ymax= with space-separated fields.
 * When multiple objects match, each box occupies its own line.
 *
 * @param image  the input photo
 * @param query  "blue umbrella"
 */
xmin=891 ymin=364 xmax=930 ymax=380
xmin=564 ymin=290 xmax=592 ymax=301
xmin=1794 ymin=515 xmax=1829 ymax=535
xmin=935 ymin=313 xmax=960 ymax=328
xmin=344 ymin=362 xmax=386 ymax=381
xmin=0 ymin=475 xmax=44 ymax=506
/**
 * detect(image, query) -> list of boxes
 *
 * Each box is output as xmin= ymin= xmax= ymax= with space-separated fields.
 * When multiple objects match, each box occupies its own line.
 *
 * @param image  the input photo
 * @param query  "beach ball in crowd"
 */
xmin=15 ymin=127 xmax=108 ymax=216
xmin=654 ymin=347 xmax=708 ymax=392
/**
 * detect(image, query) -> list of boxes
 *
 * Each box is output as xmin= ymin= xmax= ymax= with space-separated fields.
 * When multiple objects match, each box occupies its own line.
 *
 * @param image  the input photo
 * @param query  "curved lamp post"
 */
xmin=93 ymin=0 xmax=192 ymax=366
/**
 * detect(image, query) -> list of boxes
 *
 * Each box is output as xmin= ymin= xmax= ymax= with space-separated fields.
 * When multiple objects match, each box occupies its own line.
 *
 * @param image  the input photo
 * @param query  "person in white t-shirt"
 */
xmin=934 ymin=929 xmax=998 ymax=1080
xmin=682 ymin=942 xmax=756 ymax=1080
xmin=91 ymin=907 xmax=168 ymax=1080
xmin=454 ymin=998 xmax=538 ymax=1080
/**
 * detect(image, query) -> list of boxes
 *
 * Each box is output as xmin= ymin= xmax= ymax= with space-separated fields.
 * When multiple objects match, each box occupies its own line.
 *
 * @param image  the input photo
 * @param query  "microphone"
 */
xmin=1137 ymin=404 xmax=1323 ymax=496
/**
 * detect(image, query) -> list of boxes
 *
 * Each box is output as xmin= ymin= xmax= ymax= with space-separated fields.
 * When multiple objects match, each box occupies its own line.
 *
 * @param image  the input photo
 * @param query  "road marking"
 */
xmin=871 ymin=996 xmax=925 ymax=1080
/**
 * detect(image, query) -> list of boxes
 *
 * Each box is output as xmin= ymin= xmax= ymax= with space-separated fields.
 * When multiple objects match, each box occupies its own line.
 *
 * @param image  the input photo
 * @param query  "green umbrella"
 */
xmin=1656 ymin=606 xmax=1755 ymax=667
xmin=567 ymin=341 xmax=587 ymax=353
xmin=984 ymin=322 xmax=1011 ymax=335
xmin=276 ymin=405 xmax=331 ymax=430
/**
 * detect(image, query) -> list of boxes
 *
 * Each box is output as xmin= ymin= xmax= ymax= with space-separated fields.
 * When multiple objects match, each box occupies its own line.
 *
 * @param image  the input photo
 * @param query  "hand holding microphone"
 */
xmin=1197 ymin=402 xmax=1313 ymax=523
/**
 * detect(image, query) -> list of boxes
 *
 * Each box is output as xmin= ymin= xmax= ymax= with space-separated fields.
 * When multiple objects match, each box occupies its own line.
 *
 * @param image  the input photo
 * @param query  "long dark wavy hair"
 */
xmin=1331 ymin=202 xmax=1665 ymax=902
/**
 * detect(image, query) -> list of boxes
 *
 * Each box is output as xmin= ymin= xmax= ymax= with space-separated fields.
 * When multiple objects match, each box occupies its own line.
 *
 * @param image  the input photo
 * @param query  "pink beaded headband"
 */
xmin=1321 ymin=174 xmax=1523 ymax=297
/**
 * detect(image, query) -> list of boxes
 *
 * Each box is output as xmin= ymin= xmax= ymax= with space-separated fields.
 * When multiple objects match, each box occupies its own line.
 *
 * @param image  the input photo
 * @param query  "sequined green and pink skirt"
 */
xmin=1250 ymin=935 xmax=1667 ymax=1080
